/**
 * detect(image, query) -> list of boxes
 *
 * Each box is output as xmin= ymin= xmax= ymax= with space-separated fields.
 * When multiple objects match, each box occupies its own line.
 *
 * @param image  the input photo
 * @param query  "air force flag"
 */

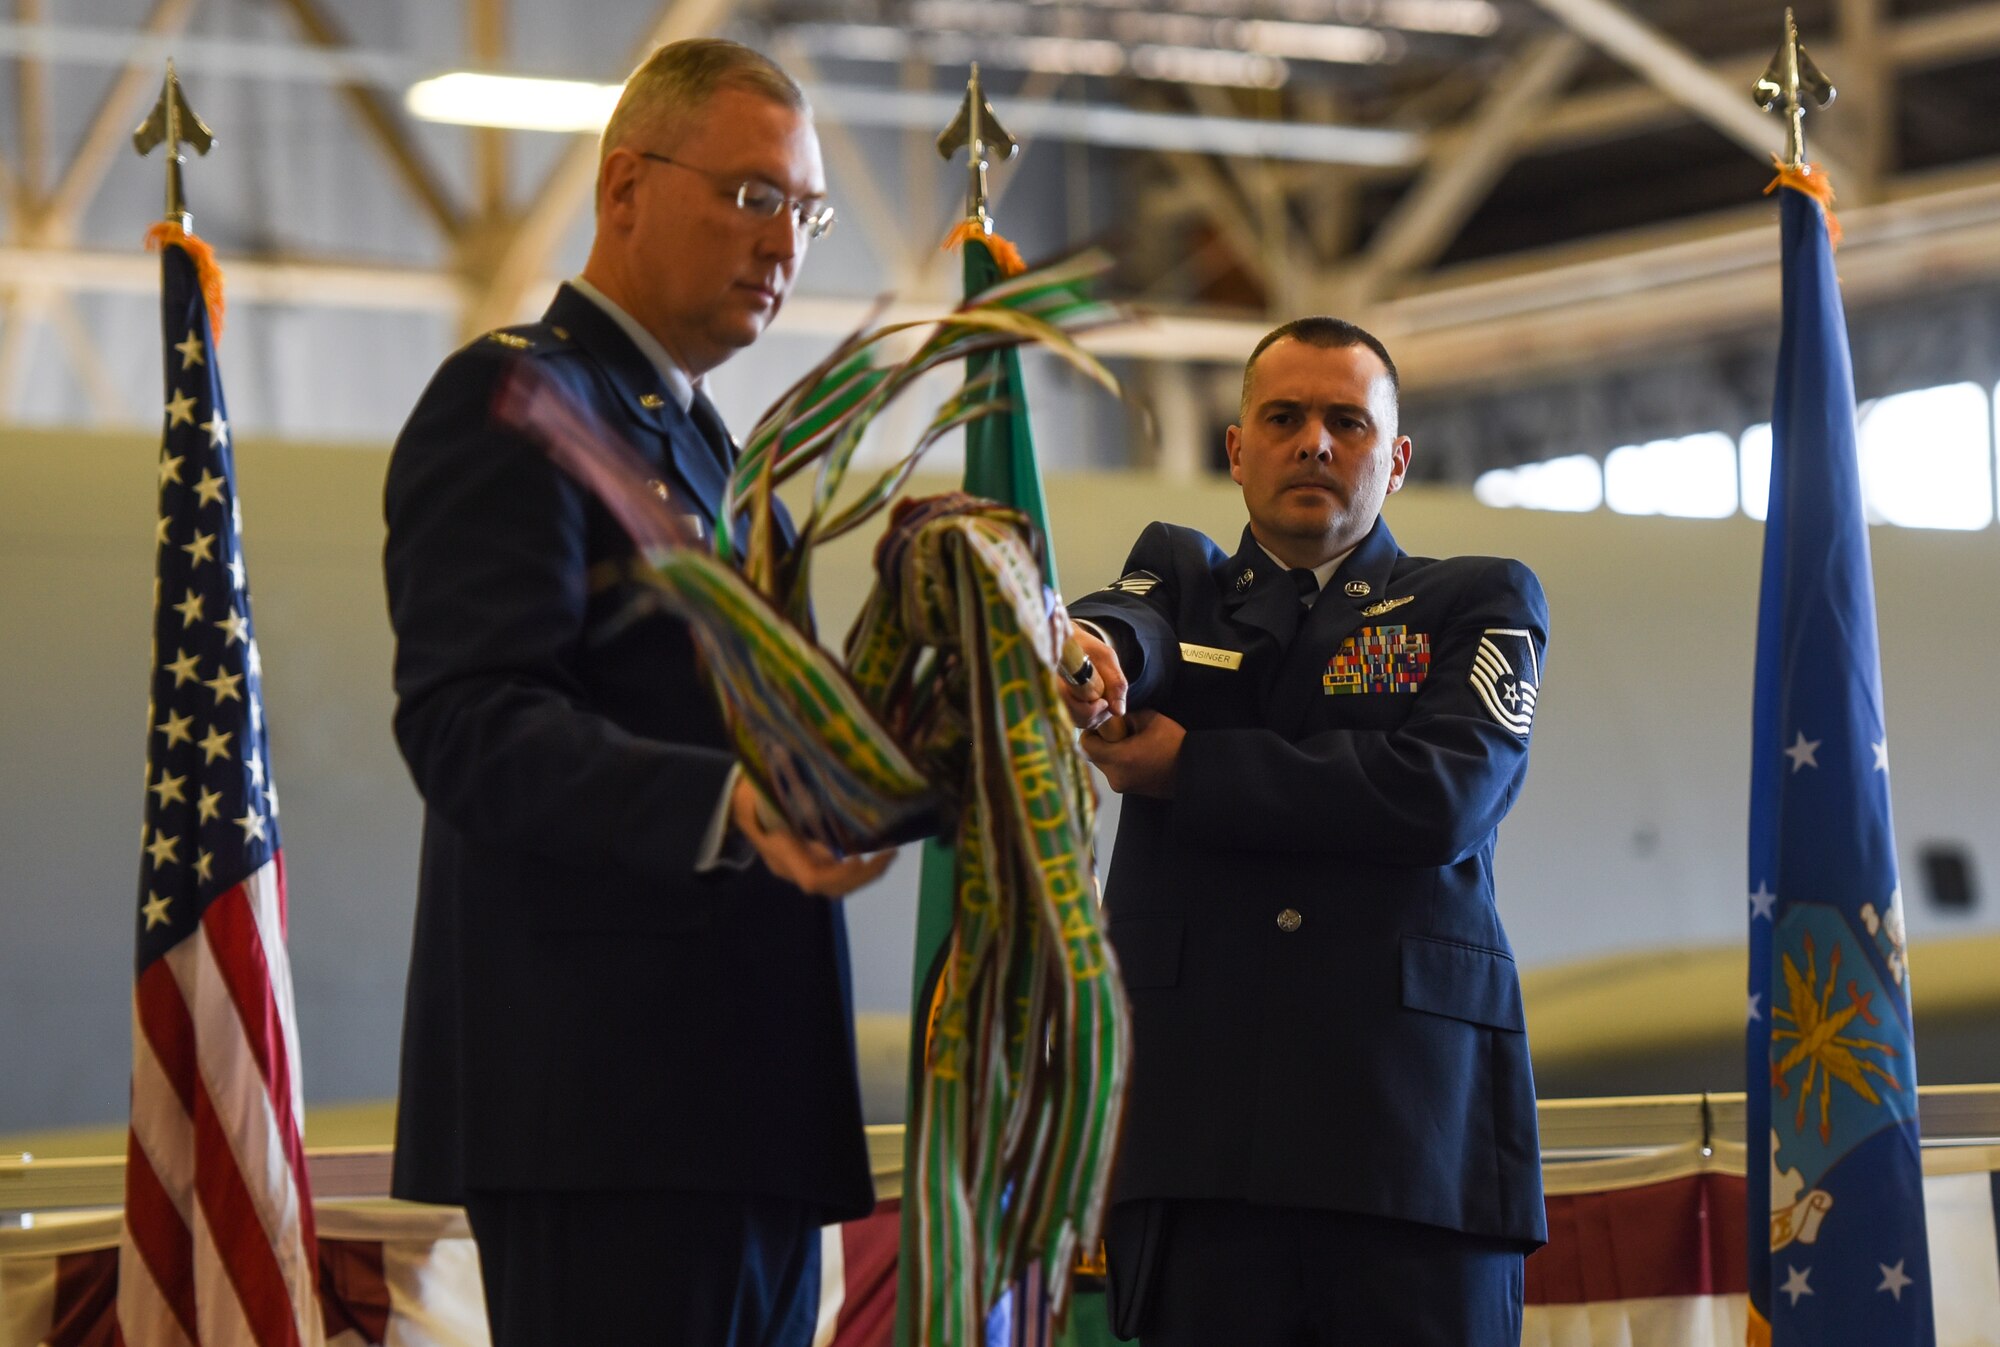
xmin=1745 ymin=180 xmax=1933 ymax=1346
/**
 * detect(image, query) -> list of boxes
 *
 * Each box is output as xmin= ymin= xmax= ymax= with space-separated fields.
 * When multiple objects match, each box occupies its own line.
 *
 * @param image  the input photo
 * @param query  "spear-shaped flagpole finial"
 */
xmin=1753 ymin=8 xmax=1835 ymax=170
xmin=133 ymin=60 xmax=215 ymax=232
xmin=936 ymin=63 xmax=1018 ymax=234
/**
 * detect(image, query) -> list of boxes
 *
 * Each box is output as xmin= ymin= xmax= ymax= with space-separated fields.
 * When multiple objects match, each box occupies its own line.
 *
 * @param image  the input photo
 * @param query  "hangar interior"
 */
xmin=4 ymin=0 xmax=2000 ymax=1143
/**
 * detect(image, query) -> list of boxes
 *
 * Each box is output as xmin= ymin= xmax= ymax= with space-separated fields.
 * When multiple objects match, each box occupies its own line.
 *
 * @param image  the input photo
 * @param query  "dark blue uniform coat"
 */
xmin=383 ymin=285 xmax=872 ymax=1222
xmin=1071 ymin=516 xmax=1549 ymax=1247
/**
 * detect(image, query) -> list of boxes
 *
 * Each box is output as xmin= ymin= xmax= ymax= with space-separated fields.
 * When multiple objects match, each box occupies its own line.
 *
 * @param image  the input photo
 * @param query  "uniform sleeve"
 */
xmin=1170 ymin=558 xmax=1549 ymax=865
xmin=1068 ymin=521 xmax=1196 ymax=710
xmin=383 ymin=347 xmax=735 ymax=882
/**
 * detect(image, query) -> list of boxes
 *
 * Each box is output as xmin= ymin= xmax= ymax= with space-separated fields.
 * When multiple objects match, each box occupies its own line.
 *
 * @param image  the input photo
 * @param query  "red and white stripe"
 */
xmin=119 ymin=858 xmax=322 ymax=1347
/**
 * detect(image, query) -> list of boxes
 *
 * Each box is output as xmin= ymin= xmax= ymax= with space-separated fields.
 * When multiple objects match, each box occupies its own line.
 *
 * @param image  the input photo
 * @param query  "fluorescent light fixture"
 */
xmin=1330 ymin=0 xmax=1503 ymax=36
xmin=1130 ymin=44 xmax=1290 ymax=87
xmin=406 ymin=71 xmax=620 ymax=132
xmin=1240 ymin=19 xmax=1393 ymax=64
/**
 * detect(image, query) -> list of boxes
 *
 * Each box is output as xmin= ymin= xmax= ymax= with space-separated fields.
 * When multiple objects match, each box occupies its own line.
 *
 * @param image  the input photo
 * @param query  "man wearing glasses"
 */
xmin=384 ymin=39 xmax=885 ymax=1345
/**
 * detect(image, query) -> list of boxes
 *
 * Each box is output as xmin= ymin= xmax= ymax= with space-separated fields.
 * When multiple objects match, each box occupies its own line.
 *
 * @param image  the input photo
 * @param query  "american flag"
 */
xmin=118 ymin=233 xmax=321 ymax=1347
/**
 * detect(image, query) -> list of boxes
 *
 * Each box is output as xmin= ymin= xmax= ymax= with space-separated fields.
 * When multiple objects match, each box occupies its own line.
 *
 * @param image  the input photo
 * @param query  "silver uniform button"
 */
xmin=1276 ymin=908 xmax=1302 ymax=933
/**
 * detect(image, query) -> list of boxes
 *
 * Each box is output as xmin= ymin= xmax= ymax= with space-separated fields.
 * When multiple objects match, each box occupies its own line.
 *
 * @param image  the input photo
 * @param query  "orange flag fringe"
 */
xmin=942 ymin=218 xmax=1026 ymax=278
xmin=144 ymin=221 xmax=226 ymax=340
xmin=1763 ymin=158 xmax=1842 ymax=250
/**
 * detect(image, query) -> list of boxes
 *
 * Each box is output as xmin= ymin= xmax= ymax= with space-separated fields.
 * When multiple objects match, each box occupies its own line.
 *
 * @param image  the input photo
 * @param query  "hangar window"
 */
xmin=1859 ymin=383 xmax=1992 ymax=531
xmin=1472 ymin=454 xmax=1602 ymax=512
xmin=1604 ymin=432 xmax=1738 ymax=519
xmin=1740 ymin=383 xmax=1994 ymax=529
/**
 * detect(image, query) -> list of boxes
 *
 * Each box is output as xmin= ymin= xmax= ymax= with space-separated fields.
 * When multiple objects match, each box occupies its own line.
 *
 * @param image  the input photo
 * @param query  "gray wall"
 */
xmin=6 ymin=426 xmax=1998 ymax=1133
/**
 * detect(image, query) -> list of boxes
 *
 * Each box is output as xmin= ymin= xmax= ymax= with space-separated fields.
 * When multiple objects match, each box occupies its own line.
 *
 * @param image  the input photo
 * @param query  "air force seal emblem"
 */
xmin=1471 ymin=628 xmax=1540 ymax=736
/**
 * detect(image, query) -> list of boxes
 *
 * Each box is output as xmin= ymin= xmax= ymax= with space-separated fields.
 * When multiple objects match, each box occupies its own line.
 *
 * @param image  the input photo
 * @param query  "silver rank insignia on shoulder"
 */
xmin=486 ymin=331 xmax=532 ymax=349
xmin=1237 ymin=568 xmax=1255 ymax=591
xmin=1361 ymin=594 xmax=1415 ymax=617
xmin=1344 ymin=579 xmax=1371 ymax=597
xmin=1471 ymin=628 xmax=1541 ymax=737
xmin=1108 ymin=570 xmax=1160 ymax=596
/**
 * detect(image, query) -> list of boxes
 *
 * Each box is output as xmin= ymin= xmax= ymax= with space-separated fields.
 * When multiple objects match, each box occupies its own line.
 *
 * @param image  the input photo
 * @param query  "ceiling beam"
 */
xmin=1343 ymin=32 xmax=1586 ymax=306
xmin=14 ymin=0 xmax=46 ymax=203
xmin=40 ymin=0 xmax=196 ymax=243
xmin=469 ymin=0 xmax=507 ymax=223
xmin=771 ymin=36 xmax=921 ymax=290
xmin=11 ymin=165 xmax=2000 ymax=398
xmin=1442 ymin=3 xmax=2000 ymax=172
xmin=1834 ymin=0 xmax=1892 ymax=203
xmin=46 ymin=291 xmax=127 ymax=423
xmin=0 ymin=143 xmax=20 ymax=238
xmin=0 ymin=282 xmax=50 ymax=417
xmin=1528 ymin=0 xmax=1855 ymax=184
xmin=274 ymin=0 xmax=466 ymax=240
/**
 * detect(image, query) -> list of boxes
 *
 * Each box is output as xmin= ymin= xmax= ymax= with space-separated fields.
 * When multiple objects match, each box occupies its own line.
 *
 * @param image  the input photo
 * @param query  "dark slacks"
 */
xmin=1106 ymin=1199 xmax=1524 ymax=1347
xmin=463 ymin=1189 xmax=823 ymax=1347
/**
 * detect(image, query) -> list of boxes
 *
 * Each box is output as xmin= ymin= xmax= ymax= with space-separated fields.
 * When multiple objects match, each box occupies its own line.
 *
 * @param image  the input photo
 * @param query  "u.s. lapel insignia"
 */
xmin=1360 ymin=594 xmax=1415 ymax=617
xmin=1107 ymin=569 xmax=1161 ymax=596
xmin=1344 ymin=579 xmax=1371 ymax=597
xmin=1324 ymin=624 xmax=1431 ymax=695
xmin=638 ymin=392 xmax=666 ymax=409
xmin=1471 ymin=628 xmax=1540 ymax=736
xmin=1236 ymin=568 xmax=1255 ymax=592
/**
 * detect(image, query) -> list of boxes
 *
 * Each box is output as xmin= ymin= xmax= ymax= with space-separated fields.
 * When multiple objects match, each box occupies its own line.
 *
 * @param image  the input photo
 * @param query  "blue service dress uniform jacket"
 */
xmin=1070 ymin=516 xmax=1550 ymax=1248
xmin=383 ymin=284 xmax=873 ymax=1222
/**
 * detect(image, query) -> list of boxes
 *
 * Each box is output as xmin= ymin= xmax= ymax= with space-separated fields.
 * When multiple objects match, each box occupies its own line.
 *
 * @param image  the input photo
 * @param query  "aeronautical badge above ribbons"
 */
xmin=1470 ymin=628 xmax=1540 ymax=736
xmin=1324 ymin=625 xmax=1430 ymax=695
xmin=1105 ymin=568 xmax=1160 ymax=596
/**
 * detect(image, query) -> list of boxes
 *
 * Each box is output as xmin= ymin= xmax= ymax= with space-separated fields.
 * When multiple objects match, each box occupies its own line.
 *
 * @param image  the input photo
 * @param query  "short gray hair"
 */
xmin=599 ymin=39 xmax=809 ymax=173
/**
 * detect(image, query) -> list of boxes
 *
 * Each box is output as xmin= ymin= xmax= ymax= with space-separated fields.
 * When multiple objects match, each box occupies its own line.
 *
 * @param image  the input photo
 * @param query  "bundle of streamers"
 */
xmin=494 ymin=253 xmax=1131 ymax=1330
xmin=851 ymin=492 xmax=1126 ymax=1336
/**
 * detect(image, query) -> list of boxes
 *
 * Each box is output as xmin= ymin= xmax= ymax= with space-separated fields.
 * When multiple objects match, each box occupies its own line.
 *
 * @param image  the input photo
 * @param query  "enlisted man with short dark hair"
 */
xmin=1063 ymin=317 xmax=1550 ymax=1346
xmin=384 ymin=38 xmax=889 ymax=1346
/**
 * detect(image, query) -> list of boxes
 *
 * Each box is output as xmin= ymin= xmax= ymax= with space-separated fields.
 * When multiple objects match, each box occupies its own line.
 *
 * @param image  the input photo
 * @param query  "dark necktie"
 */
xmin=1290 ymin=567 xmax=1321 ymax=609
xmin=686 ymin=391 xmax=735 ymax=475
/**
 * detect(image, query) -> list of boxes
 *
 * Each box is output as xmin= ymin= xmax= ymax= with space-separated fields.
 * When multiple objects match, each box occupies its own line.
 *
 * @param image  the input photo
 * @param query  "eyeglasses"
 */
xmin=638 ymin=152 xmax=836 ymax=241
